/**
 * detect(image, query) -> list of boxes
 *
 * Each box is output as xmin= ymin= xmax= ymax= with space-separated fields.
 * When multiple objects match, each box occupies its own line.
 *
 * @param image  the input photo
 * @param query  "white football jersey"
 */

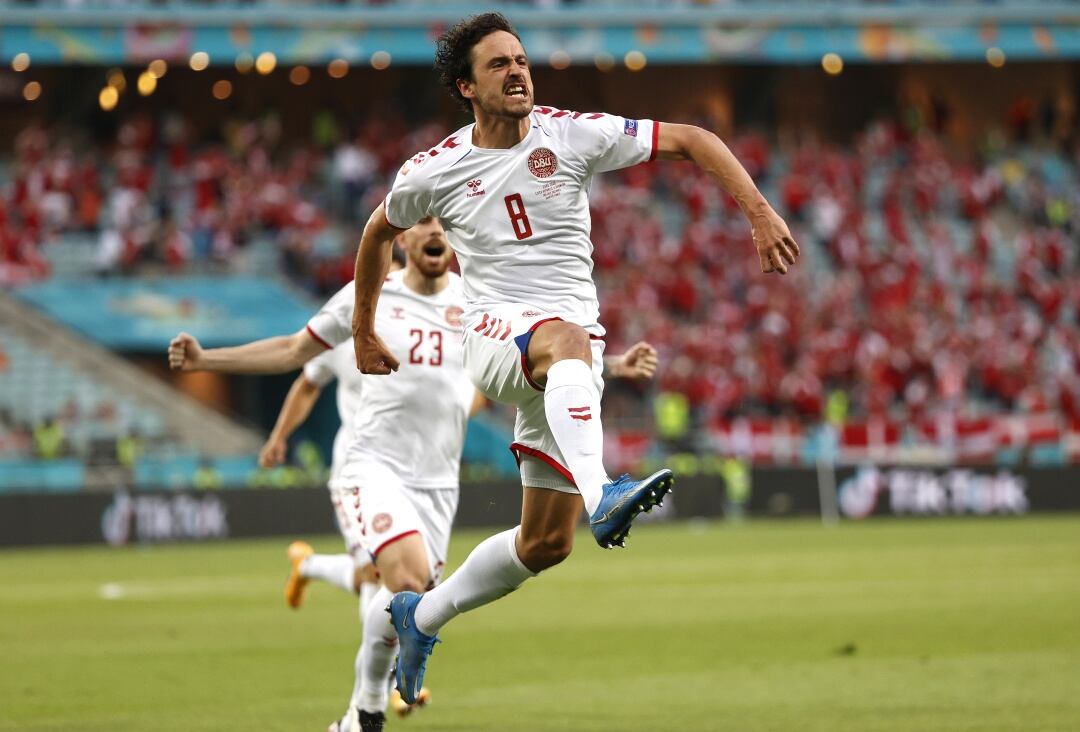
xmin=384 ymin=108 xmax=658 ymax=336
xmin=302 ymin=342 xmax=363 ymax=482
xmin=306 ymin=270 xmax=474 ymax=489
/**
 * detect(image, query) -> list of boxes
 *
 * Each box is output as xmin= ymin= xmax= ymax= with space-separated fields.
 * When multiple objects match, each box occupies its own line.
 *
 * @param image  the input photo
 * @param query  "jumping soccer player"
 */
xmin=349 ymin=12 xmax=800 ymax=704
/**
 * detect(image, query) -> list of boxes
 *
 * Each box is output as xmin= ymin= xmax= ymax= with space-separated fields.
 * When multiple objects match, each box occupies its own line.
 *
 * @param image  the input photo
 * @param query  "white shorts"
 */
xmin=464 ymin=304 xmax=605 ymax=493
xmin=331 ymin=461 xmax=457 ymax=587
xmin=329 ymin=484 xmax=371 ymax=567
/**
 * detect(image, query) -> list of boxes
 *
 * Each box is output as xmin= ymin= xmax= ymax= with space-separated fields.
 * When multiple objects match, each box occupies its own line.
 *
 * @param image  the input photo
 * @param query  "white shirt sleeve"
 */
xmin=384 ymin=158 xmax=434 ymax=229
xmin=305 ymin=284 xmax=353 ymax=349
xmin=576 ymin=114 xmax=658 ymax=174
xmin=302 ymin=349 xmax=337 ymax=387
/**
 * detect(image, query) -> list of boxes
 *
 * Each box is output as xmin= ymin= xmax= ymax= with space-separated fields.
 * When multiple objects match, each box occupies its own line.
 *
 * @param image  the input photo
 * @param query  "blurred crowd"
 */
xmin=2 ymin=109 xmax=1078 ymax=431
xmin=591 ymin=120 xmax=1079 ymax=432
xmin=0 ymin=112 xmax=445 ymax=291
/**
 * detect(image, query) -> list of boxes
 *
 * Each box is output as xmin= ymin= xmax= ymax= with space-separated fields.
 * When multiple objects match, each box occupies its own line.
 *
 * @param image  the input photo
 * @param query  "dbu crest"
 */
xmin=528 ymin=148 xmax=558 ymax=178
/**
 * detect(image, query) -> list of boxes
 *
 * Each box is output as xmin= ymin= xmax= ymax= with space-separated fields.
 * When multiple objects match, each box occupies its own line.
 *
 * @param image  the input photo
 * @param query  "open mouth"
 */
xmin=504 ymin=83 xmax=527 ymax=99
xmin=423 ymin=244 xmax=446 ymax=257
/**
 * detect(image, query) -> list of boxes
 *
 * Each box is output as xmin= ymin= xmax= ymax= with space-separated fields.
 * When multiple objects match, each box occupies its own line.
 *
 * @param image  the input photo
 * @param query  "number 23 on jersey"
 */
xmin=409 ymin=329 xmax=443 ymax=366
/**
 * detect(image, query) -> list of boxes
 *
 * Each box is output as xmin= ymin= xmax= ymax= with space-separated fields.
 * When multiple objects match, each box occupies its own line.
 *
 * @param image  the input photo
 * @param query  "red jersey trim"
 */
xmin=648 ymin=120 xmax=661 ymax=162
xmin=509 ymin=442 xmax=577 ymax=487
xmin=372 ymin=529 xmax=421 ymax=559
xmin=305 ymin=325 xmax=332 ymax=350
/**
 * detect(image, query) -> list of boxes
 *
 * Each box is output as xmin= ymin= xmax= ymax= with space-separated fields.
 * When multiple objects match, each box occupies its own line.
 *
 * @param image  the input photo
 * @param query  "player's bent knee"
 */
xmin=518 ymin=532 xmax=574 ymax=571
xmin=528 ymin=321 xmax=593 ymax=385
xmin=551 ymin=323 xmax=591 ymax=362
xmin=533 ymin=321 xmax=591 ymax=364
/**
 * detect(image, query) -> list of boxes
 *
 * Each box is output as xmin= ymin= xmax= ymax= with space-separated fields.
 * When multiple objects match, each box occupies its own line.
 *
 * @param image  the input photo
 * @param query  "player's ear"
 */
xmin=457 ymin=78 xmax=475 ymax=101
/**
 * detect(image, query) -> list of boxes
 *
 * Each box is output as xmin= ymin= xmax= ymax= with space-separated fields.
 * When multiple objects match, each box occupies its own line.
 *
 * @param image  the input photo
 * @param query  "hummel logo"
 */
xmin=466 ymin=178 xmax=486 ymax=198
xmin=568 ymin=406 xmax=592 ymax=422
xmin=391 ymin=307 xmax=405 ymax=320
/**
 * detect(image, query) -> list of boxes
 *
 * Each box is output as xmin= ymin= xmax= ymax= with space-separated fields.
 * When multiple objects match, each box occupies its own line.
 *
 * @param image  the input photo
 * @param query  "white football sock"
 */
xmin=356 ymin=586 xmax=398 ymax=714
xmin=543 ymin=358 xmax=609 ymax=515
xmin=413 ymin=527 xmax=536 ymax=636
xmin=349 ymin=642 xmax=366 ymax=710
xmin=359 ymin=580 xmax=378 ymax=619
xmin=300 ymin=553 xmax=355 ymax=594
xmin=347 ymin=581 xmax=383 ymax=709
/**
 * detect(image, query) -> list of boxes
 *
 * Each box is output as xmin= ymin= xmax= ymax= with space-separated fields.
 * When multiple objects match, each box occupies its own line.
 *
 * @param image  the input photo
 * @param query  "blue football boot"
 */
xmin=589 ymin=469 xmax=674 ymax=548
xmin=386 ymin=591 xmax=439 ymax=705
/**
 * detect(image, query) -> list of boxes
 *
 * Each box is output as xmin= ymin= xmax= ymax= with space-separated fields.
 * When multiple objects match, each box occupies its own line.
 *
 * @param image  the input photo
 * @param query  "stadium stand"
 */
xmin=4 ymin=108 xmax=1078 ymax=464
xmin=0 ymin=115 xmax=443 ymax=294
xmin=591 ymin=116 xmax=1080 ymax=464
xmin=0 ymin=292 xmax=264 ymax=490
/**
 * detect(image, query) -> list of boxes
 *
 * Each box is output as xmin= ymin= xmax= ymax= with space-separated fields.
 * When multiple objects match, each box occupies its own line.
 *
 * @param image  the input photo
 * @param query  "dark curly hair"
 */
xmin=434 ymin=12 xmax=522 ymax=113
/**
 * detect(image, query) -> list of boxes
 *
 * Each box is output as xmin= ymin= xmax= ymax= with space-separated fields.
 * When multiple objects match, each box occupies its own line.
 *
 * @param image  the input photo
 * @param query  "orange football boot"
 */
xmin=284 ymin=540 xmax=314 ymax=609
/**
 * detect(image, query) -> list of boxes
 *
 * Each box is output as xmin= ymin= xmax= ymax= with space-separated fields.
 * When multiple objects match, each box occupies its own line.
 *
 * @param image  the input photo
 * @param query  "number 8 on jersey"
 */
xmin=504 ymin=193 xmax=532 ymax=241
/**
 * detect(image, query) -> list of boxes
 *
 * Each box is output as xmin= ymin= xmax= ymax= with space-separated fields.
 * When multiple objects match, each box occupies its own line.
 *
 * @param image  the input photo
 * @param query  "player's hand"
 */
xmin=354 ymin=332 xmax=400 ymax=375
xmin=750 ymin=205 xmax=800 ymax=275
xmin=609 ymin=341 xmax=658 ymax=380
xmin=259 ymin=437 xmax=287 ymax=469
xmin=168 ymin=332 xmax=204 ymax=371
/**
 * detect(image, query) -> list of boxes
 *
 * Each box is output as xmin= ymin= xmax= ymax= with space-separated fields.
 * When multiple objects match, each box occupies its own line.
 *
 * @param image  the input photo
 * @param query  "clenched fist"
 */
xmin=168 ymin=332 xmax=204 ymax=371
xmin=606 ymin=341 xmax=659 ymax=380
xmin=354 ymin=332 xmax=400 ymax=375
xmin=259 ymin=437 xmax=287 ymax=469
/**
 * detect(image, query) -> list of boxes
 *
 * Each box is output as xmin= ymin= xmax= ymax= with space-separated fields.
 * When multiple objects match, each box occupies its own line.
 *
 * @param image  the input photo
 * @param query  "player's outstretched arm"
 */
xmin=604 ymin=341 xmax=659 ymax=380
xmin=353 ymin=202 xmax=403 ymax=375
xmin=167 ymin=329 xmax=325 ymax=375
xmin=260 ymin=374 xmax=324 ymax=468
xmin=656 ymin=124 xmax=800 ymax=275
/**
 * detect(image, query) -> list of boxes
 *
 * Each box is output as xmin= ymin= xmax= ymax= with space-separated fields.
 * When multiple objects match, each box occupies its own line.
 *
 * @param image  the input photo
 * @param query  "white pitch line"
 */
xmin=95 ymin=576 xmax=270 ymax=601
xmin=98 ymin=582 xmax=126 ymax=600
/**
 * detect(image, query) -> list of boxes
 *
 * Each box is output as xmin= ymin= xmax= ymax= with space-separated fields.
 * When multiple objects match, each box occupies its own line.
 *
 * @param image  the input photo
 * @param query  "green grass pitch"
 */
xmin=2 ymin=516 xmax=1079 ymax=731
